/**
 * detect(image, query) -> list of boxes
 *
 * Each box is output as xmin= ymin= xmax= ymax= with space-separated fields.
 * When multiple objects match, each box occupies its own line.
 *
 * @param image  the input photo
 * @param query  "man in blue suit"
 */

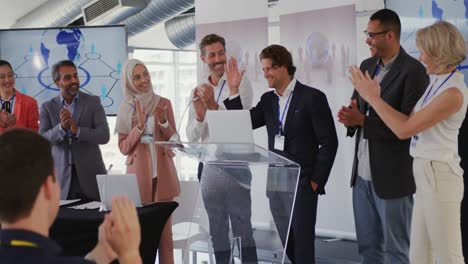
xmin=225 ymin=44 xmax=338 ymax=263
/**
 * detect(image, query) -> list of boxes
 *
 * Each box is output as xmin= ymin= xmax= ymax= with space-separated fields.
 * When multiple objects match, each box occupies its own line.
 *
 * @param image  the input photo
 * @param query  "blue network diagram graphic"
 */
xmin=5 ymin=27 xmax=124 ymax=114
xmin=389 ymin=0 xmax=468 ymax=84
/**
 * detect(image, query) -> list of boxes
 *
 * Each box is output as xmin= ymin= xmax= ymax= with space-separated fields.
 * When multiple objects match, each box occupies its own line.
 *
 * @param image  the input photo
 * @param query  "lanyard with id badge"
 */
xmin=411 ymin=70 xmax=456 ymax=148
xmin=274 ymin=92 xmax=293 ymax=151
xmin=216 ymin=80 xmax=227 ymax=104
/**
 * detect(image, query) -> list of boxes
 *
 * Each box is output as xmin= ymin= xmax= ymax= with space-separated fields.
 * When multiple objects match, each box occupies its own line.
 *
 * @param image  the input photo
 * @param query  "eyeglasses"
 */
xmin=364 ymin=30 xmax=389 ymax=38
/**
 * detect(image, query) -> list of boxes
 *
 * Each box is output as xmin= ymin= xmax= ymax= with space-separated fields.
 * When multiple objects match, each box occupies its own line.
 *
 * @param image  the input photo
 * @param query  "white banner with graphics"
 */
xmin=280 ymin=2 xmax=357 ymax=239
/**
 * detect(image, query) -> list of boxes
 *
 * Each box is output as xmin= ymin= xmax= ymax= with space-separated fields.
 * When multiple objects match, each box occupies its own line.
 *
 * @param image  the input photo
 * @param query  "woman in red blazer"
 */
xmin=115 ymin=59 xmax=180 ymax=264
xmin=0 ymin=60 xmax=38 ymax=134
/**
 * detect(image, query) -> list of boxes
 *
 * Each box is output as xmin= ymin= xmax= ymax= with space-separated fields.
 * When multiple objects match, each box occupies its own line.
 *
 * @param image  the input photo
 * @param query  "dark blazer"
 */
xmin=40 ymin=92 xmax=110 ymax=200
xmin=348 ymin=48 xmax=429 ymax=199
xmin=0 ymin=229 xmax=92 ymax=264
xmin=225 ymin=80 xmax=338 ymax=194
xmin=459 ymin=110 xmax=468 ymax=174
xmin=459 ymin=110 xmax=468 ymax=261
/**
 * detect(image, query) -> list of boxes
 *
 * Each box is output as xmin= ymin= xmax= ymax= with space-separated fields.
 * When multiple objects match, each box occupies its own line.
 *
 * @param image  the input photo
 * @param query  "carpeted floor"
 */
xmin=173 ymin=231 xmax=361 ymax=263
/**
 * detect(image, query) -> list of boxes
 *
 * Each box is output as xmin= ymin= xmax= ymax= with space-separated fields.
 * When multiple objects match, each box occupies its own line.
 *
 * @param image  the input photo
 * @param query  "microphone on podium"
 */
xmin=99 ymin=163 xmax=113 ymax=211
xmin=107 ymin=164 xmax=113 ymax=173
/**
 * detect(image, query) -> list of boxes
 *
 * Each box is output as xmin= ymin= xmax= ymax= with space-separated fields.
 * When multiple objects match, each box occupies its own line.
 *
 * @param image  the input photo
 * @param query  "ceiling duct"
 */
xmin=82 ymin=0 xmax=147 ymax=25
xmin=165 ymin=14 xmax=195 ymax=49
xmin=12 ymin=0 xmax=94 ymax=28
xmin=122 ymin=0 xmax=194 ymax=37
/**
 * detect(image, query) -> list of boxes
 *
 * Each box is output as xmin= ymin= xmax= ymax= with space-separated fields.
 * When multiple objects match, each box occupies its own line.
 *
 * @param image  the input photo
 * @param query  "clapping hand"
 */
xmin=197 ymin=83 xmax=217 ymax=110
xmin=193 ymin=88 xmax=207 ymax=122
xmin=0 ymin=111 xmax=14 ymax=128
xmin=349 ymin=65 xmax=381 ymax=103
xmin=155 ymin=105 xmax=167 ymax=124
xmin=60 ymin=107 xmax=78 ymax=135
xmin=0 ymin=111 xmax=7 ymax=128
xmin=104 ymin=197 xmax=142 ymax=264
xmin=337 ymin=99 xmax=365 ymax=127
xmin=88 ymin=217 xmax=118 ymax=263
xmin=60 ymin=107 xmax=72 ymax=131
xmin=134 ymin=98 xmax=147 ymax=131
xmin=4 ymin=112 xmax=15 ymax=127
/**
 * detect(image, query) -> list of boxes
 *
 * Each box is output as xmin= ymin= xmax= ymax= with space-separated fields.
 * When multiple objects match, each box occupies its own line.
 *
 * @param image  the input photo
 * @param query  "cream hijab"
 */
xmin=115 ymin=59 xmax=160 ymax=134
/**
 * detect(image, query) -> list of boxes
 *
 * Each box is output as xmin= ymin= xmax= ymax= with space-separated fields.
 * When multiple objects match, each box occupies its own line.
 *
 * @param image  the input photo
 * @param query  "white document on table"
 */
xmin=68 ymin=201 xmax=102 ymax=210
xmin=59 ymin=199 xmax=81 ymax=206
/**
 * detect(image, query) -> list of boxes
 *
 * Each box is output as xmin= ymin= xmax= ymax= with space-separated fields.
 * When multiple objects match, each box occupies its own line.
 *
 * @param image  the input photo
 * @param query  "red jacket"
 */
xmin=0 ymin=90 xmax=39 ymax=134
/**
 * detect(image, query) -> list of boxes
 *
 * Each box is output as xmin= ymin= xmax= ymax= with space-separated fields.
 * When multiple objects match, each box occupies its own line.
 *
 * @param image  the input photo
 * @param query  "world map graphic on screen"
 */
xmin=387 ymin=0 xmax=468 ymax=84
xmin=0 ymin=26 xmax=127 ymax=115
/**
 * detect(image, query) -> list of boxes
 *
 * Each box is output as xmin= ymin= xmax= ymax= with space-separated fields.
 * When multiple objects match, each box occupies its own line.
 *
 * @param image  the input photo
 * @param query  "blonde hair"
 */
xmin=416 ymin=21 xmax=466 ymax=73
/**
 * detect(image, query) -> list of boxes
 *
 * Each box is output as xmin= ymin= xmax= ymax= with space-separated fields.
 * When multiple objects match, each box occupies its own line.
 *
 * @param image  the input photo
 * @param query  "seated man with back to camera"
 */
xmin=0 ymin=128 xmax=142 ymax=264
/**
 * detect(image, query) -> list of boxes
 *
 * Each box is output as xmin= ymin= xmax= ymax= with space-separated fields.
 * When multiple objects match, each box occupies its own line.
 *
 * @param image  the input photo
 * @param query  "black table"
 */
xmin=50 ymin=202 xmax=178 ymax=264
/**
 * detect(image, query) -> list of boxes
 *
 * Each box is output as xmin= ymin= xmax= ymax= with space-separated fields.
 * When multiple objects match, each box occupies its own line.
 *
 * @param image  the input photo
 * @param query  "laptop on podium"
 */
xmin=206 ymin=110 xmax=261 ymax=162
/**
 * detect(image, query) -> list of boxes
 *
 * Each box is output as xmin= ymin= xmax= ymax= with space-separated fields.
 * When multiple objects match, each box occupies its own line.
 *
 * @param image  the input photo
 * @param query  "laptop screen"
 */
xmin=206 ymin=110 xmax=254 ymax=143
xmin=96 ymin=174 xmax=142 ymax=210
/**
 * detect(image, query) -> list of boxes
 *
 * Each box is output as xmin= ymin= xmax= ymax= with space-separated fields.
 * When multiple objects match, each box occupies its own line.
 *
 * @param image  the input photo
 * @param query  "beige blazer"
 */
xmin=118 ymin=97 xmax=180 ymax=202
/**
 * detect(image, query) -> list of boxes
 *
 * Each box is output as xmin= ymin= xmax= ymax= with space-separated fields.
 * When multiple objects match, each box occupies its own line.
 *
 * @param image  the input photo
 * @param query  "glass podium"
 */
xmin=157 ymin=142 xmax=300 ymax=264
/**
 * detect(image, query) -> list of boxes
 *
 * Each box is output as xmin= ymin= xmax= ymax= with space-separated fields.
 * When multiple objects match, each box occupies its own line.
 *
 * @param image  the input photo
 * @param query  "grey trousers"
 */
xmin=200 ymin=165 xmax=258 ymax=264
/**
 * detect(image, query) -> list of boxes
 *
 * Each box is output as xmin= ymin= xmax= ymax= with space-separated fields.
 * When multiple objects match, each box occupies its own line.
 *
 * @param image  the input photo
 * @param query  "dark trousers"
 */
xmin=459 ymin=114 xmax=467 ymax=263
xmin=269 ymin=178 xmax=318 ymax=264
xmin=462 ymin=184 xmax=468 ymax=264
xmin=462 ymin=160 xmax=468 ymax=264
xmin=67 ymin=165 xmax=89 ymax=200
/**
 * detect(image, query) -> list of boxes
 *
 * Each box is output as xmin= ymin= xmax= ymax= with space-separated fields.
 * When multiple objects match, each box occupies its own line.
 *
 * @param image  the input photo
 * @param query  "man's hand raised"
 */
xmin=225 ymin=56 xmax=245 ymax=96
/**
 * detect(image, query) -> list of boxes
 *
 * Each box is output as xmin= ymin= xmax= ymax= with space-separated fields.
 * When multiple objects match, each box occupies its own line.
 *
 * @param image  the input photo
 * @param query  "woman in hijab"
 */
xmin=116 ymin=59 xmax=180 ymax=264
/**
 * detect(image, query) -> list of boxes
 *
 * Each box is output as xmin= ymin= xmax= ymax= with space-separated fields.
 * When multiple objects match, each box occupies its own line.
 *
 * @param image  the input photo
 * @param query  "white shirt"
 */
xmin=186 ymin=73 xmax=253 ymax=142
xmin=273 ymin=78 xmax=297 ymax=134
xmin=140 ymin=116 xmax=169 ymax=178
xmin=410 ymin=71 xmax=468 ymax=176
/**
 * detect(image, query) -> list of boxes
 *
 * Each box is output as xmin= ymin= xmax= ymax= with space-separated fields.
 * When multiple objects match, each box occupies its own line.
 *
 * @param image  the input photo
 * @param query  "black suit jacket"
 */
xmin=225 ymin=81 xmax=338 ymax=194
xmin=459 ymin=109 xmax=468 ymax=183
xmin=348 ymin=48 xmax=429 ymax=199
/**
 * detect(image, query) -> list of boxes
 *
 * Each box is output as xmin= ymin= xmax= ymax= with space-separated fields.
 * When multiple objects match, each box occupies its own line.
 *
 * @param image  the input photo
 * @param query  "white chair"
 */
xmin=172 ymin=180 xmax=214 ymax=264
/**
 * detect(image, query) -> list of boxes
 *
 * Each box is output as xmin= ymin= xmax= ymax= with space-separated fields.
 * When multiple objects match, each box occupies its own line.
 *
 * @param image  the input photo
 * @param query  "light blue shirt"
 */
xmin=59 ymin=94 xmax=80 ymax=138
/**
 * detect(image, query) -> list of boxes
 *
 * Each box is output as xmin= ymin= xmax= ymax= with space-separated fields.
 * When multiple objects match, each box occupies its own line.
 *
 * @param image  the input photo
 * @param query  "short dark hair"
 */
xmin=52 ymin=60 xmax=76 ymax=82
xmin=0 ymin=60 xmax=13 ymax=71
xmin=0 ymin=129 xmax=54 ymax=223
xmin=370 ymin=9 xmax=401 ymax=39
xmin=259 ymin=44 xmax=296 ymax=76
xmin=199 ymin=34 xmax=226 ymax=56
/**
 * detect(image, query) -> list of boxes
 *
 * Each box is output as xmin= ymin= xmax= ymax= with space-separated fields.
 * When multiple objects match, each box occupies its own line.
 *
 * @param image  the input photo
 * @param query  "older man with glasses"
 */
xmin=337 ymin=9 xmax=429 ymax=264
